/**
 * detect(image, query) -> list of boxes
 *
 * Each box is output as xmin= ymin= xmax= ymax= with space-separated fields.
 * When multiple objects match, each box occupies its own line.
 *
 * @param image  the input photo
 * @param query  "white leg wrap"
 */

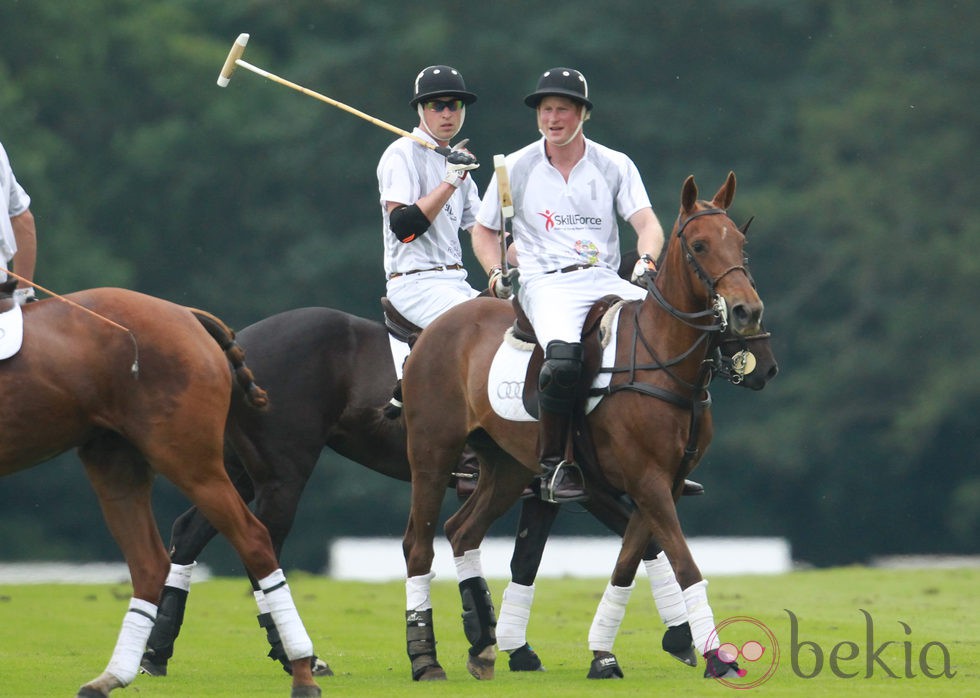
xmin=496 ymin=582 xmax=535 ymax=651
xmin=259 ymin=569 xmax=314 ymax=660
xmin=253 ymin=588 xmax=271 ymax=614
xmin=164 ymin=561 xmax=196 ymax=592
xmin=406 ymin=571 xmax=436 ymax=612
xmin=682 ymin=579 xmax=720 ymax=655
xmin=105 ymin=598 xmax=157 ymax=686
xmin=645 ymin=552 xmax=688 ymax=627
xmin=588 ymin=582 xmax=634 ymax=652
xmin=453 ymin=548 xmax=484 ymax=582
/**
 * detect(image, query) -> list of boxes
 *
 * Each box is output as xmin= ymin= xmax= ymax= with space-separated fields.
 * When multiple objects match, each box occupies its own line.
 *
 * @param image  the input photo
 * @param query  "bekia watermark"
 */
xmin=707 ymin=610 xmax=956 ymax=689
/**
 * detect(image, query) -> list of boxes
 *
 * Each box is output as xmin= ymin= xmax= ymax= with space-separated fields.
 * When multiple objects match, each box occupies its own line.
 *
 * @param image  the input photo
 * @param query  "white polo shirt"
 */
xmin=0 ymin=142 xmax=31 ymax=263
xmin=476 ymin=137 xmax=651 ymax=277
xmin=378 ymin=128 xmax=481 ymax=278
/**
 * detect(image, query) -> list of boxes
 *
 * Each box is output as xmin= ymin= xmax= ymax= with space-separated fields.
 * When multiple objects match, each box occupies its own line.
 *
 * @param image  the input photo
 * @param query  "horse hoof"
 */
xmin=467 ymin=645 xmax=496 ymax=680
xmin=417 ymin=666 xmax=447 ymax=681
xmin=76 ymin=672 xmax=122 ymax=697
xmin=587 ymin=653 xmax=624 ymax=679
xmin=311 ymin=656 xmax=334 ymax=677
xmin=703 ymin=648 xmax=747 ymax=679
xmin=76 ymin=688 xmax=109 ymax=698
xmin=662 ymin=622 xmax=697 ymax=666
xmin=508 ymin=643 xmax=544 ymax=671
xmin=290 ymin=685 xmax=322 ymax=698
xmin=138 ymin=658 xmax=168 ymax=677
xmin=669 ymin=645 xmax=698 ymax=666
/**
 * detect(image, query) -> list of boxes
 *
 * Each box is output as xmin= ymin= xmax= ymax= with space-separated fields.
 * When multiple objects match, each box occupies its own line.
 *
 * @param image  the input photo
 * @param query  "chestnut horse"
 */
xmin=140 ymin=279 xmax=776 ymax=679
xmin=0 ymin=284 xmax=319 ymax=698
xmin=399 ymin=172 xmax=764 ymax=681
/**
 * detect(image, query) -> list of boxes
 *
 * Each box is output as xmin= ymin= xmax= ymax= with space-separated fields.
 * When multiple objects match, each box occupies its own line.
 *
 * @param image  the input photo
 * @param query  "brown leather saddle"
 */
xmin=380 ymin=293 xmax=620 ymax=418
xmin=380 ymin=296 xmax=423 ymax=347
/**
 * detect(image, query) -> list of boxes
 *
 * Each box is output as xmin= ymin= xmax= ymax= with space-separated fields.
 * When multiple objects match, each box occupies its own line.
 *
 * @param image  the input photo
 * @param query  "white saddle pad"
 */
xmin=487 ymin=303 xmax=624 ymax=422
xmin=0 ymin=301 xmax=24 ymax=360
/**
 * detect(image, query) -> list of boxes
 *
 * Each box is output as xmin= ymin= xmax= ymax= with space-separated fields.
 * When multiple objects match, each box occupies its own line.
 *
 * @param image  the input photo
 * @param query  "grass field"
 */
xmin=0 ymin=566 xmax=976 ymax=697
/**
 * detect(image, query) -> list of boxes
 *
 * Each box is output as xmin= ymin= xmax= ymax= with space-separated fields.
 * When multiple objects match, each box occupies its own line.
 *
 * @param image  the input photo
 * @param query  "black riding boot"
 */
xmin=537 ymin=340 xmax=588 ymax=503
xmin=537 ymin=408 xmax=588 ymax=503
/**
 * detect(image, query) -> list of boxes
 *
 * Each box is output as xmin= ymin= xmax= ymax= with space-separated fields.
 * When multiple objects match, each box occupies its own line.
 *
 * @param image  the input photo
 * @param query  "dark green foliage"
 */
xmin=1 ymin=1 xmax=976 ymax=568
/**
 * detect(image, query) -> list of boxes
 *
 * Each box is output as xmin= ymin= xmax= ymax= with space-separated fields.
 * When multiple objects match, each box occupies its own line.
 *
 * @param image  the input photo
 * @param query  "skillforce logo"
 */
xmin=536 ymin=209 xmax=603 ymax=232
xmin=707 ymin=611 xmax=956 ymax=689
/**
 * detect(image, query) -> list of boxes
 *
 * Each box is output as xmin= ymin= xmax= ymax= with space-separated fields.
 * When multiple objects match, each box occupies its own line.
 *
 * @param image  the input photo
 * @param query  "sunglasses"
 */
xmin=423 ymin=99 xmax=464 ymax=113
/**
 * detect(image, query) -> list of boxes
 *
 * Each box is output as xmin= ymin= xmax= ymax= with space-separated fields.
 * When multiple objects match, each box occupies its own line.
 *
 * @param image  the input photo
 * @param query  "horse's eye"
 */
xmin=691 ymin=240 xmax=706 ymax=253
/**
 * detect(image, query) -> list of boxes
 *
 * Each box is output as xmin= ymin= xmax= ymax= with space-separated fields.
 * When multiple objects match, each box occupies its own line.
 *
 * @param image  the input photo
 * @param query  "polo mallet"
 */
xmin=493 ymin=154 xmax=517 ymax=291
xmin=217 ymin=33 xmax=453 ymax=156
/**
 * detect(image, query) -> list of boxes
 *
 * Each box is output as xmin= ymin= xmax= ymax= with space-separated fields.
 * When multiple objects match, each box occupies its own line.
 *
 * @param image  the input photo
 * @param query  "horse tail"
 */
xmin=188 ymin=308 xmax=270 ymax=409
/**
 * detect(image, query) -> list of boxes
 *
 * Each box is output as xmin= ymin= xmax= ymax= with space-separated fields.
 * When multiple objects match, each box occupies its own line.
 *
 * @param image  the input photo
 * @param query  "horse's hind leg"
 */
xmin=402 ymin=465 xmax=451 ymax=682
xmin=76 ymin=437 xmax=169 ymax=694
xmin=248 ymin=454 xmax=333 ymax=678
xmin=174 ymin=469 xmax=319 ymax=683
xmin=443 ymin=456 xmax=532 ymax=682
xmin=496 ymin=497 xmax=560 ymax=672
xmin=141 ymin=457 xmax=257 ymax=676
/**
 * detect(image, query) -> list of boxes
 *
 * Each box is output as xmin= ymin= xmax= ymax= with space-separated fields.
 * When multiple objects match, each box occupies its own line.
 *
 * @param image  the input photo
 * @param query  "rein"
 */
xmin=1 ymin=269 xmax=141 ymax=377
xmin=596 ymin=207 xmax=735 ymax=406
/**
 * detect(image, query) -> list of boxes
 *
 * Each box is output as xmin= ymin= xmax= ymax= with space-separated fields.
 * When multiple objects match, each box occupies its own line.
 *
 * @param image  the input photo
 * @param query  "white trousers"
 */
xmin=520 ymin=266 xmax=646 ymax=348
xmin=385 ymin=268 xmax=480 ymax=328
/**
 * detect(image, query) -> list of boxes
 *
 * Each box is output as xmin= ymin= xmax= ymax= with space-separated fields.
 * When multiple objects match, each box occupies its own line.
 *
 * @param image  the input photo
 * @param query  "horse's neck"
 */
xmin=636 ymin=273 xmax=713 ymax=377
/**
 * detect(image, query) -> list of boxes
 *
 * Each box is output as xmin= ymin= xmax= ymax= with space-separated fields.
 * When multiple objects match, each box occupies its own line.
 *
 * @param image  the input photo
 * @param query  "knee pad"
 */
xmin=539 ymin=341 xmax=584 ymax=413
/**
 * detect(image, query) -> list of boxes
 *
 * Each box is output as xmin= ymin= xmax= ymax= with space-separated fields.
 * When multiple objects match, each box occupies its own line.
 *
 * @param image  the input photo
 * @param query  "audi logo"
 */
xmin=495 ymin=380 xmax=525 ymax=399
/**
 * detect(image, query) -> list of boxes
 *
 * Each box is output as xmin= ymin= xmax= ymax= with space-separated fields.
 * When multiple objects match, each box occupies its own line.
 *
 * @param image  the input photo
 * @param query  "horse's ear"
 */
xmin=681 ymin=175 xmax=698 ymax=214
xmin=740 ymin=215 xmax=755 ymax=236
xmin=711 ymin=170 xmax=737 ymax=210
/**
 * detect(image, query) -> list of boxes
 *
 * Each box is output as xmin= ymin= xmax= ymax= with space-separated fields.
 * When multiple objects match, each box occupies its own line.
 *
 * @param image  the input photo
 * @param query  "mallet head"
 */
xmin=217 ymin=33 xmax=249 ymax=87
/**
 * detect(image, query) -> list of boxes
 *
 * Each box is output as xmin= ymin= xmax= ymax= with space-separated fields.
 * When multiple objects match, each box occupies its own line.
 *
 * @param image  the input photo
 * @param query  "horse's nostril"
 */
xmin=730 ymin=302 xmax=763 ymax=330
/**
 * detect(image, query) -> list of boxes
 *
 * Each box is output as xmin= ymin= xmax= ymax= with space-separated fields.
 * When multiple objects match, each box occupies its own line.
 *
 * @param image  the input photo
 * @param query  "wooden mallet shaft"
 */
xmin=216 ymin=33 xmax=448 ymax=154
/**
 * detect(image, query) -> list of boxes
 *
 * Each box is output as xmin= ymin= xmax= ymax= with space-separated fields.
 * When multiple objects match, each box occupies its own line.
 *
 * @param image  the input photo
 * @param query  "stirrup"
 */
xmin=540 ymin=460 xmax=588 ymax=504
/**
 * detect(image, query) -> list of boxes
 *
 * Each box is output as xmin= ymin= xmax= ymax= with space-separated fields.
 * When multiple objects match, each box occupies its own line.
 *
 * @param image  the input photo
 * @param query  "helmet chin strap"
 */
xmin=418 ymin=104 xmax=465 ymax=143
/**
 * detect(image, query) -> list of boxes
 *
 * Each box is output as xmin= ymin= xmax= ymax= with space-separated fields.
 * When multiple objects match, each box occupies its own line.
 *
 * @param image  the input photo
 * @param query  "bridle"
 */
xmin=594 ymin=206 xmax=757 ymax=487
xmin=598 ymin=207 xmax=753 ymax=405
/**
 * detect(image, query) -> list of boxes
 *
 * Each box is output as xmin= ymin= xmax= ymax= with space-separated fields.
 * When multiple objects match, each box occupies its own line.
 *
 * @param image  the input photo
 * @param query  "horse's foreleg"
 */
xmin=584 ymin=512 xmax=651 ymax=680
xmin=494 ymin=497 xmax=559 ymax=672
xmin=139 ymin=562 xmax=195 ymax=676
xmin=645 ymin=549 xmax=697 ymax=665
xmin=633 ymin=487 xmax=743 ymax=678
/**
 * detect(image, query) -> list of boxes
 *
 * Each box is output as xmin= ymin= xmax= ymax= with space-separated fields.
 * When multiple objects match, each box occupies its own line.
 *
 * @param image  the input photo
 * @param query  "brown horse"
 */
xmin=0 ymin=284 xmax=319 ymax=698
xmin=399 ymin=172 xmax=764 ymax=681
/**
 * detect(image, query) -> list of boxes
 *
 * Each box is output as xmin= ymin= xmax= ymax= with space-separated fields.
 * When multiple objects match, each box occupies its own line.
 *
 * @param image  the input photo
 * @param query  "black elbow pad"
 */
xmin=389 ymin=204 xmax=431 ymax=243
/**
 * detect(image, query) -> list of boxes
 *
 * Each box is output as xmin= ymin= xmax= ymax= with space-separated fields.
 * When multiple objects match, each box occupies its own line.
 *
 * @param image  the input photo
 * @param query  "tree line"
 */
xmin=0 ymin=0 xmax=977 ymax=572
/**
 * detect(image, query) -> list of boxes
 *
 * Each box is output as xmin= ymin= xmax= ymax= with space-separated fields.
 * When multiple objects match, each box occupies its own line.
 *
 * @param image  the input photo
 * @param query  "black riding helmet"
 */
xmin=410 ymin=65 xmax=478 ymax=108
xmin=524 ymin=67 xmax=593 ymax=111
